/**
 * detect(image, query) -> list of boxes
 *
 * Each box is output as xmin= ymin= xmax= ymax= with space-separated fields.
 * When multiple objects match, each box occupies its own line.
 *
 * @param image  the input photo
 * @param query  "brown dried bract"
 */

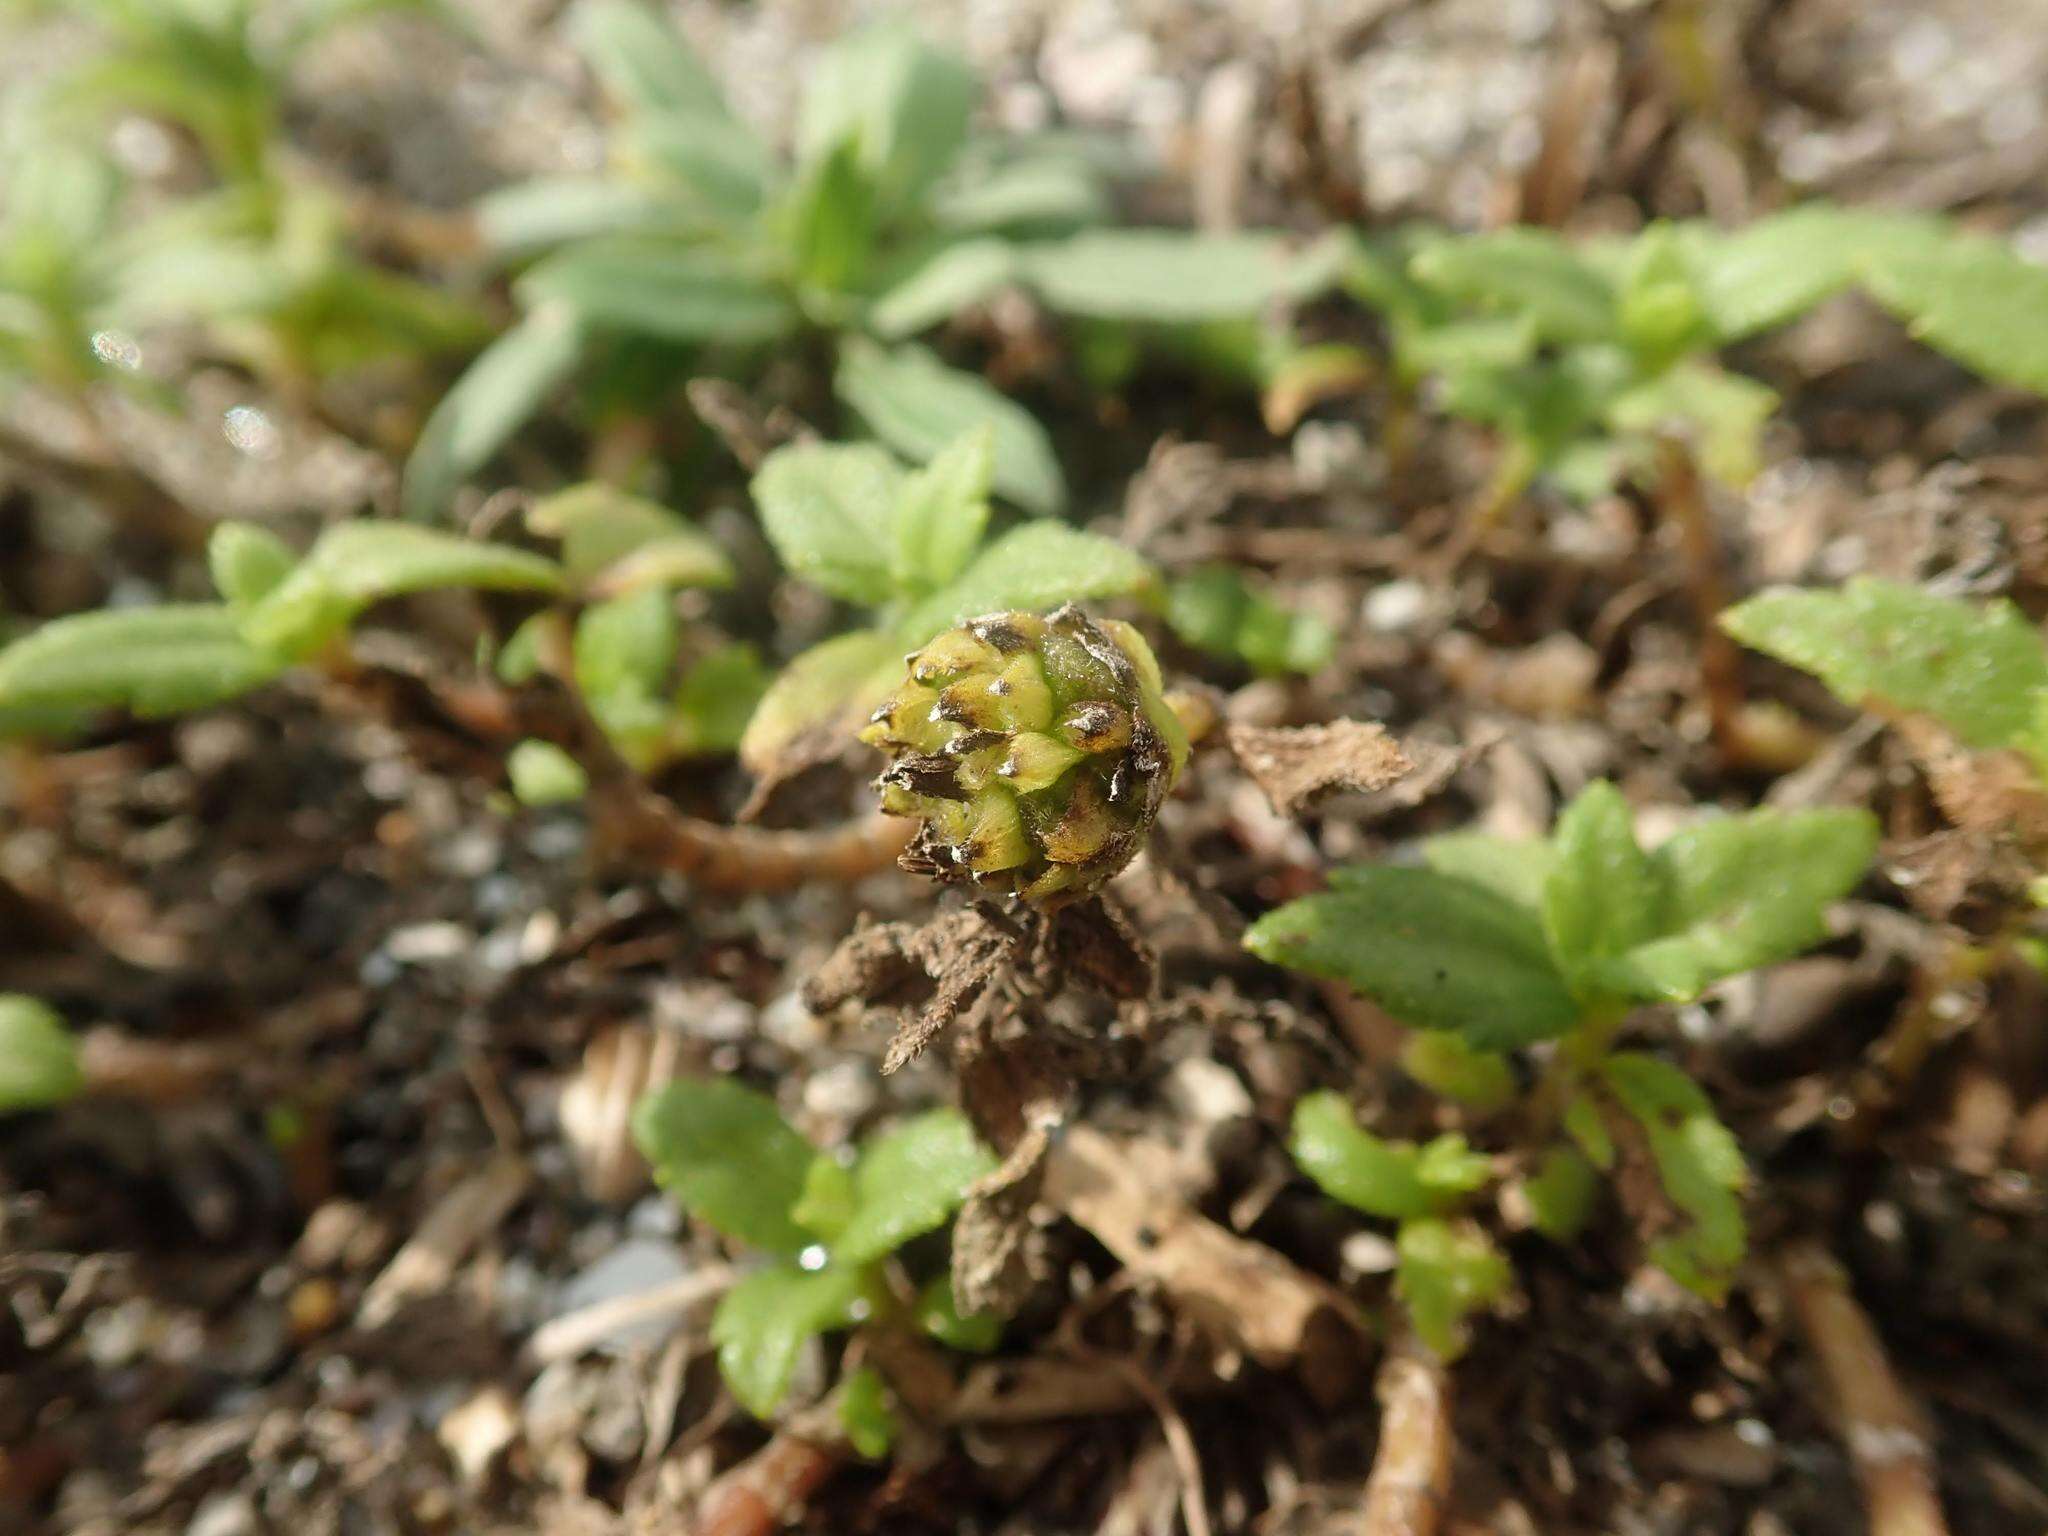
xmin=1225 ymin=719 xmax=1414 ymax=817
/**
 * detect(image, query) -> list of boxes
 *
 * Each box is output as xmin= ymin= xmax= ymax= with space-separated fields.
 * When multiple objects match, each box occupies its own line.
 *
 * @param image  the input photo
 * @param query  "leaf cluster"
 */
xmin=632 ymin=1078 xmax=998 ymax=1430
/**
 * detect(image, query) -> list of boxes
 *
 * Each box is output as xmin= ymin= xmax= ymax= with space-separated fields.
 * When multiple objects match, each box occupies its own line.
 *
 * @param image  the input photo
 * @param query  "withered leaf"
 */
xmin=1226 ymin=718 xmax=1414 ymax=817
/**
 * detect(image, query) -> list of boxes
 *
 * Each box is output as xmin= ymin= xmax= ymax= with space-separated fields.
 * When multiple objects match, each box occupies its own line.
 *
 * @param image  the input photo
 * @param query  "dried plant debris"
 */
xmin=1225 ymin=719 xmax=1415 ymax=816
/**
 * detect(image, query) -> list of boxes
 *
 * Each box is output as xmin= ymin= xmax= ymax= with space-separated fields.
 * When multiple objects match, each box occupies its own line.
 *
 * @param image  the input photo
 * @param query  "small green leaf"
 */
xmin=632 ymin=1078 xmax=817 ymax=1256
xmin=869 ymin=238 xmax=1020 ymax=339
xmin=475 ymin=179 xmax=698 ymax=261
xmin=1863 ymin=230 xmax=2048 ymax=394
xmin=1421 ymin=832 xmax=1557 ymax=912
xmin=507 ymin=739 xmax=589 ymax=806
xmin=1409 ymin=229 xmax=1617 ymax=344
xmin=575 ymin=587 xmax=676 ymax=703
xmin=242 ymin=524 xmax=563 ymax=659
xmin=0 ymin=995 xmax=83 ymax=1114
xmin=527 ymin=482 xmax=731 ymax=594
xmin=1600 ymin=807 xmax=1876 ymax=1004
xmin=711 ymin=1263 xmax=866 ymax=1417
xmin=1290 ymin=1092 xmax=1489 ymax=1220
xmin=899 ymin=523 xmax=1154 ymax=642
xmin=750 ymin=441 xmax=907 ymax=606
xmin=1542 ymin=782 xmax=1661 ymax=994
xmin=517 ymin=240 xmax=796 ymax=344
xmin=1400 ymin=1032 xmax=1514 ymax=1113
xmin=1562 ymin=1094 xmax=1615 ymax=1172
xmin=1246 ymin=868 xmax=1580 ymax=1050
xmin=831 ymin=1109 xmax=995 ymax=1267
xmin=1164 ymin=565 xmax=1333 ymax=676
xmin=1721 ymin=578 xmax=2048 ymax=751
xmin=835 ymin=339 xmax=1066 ymax=516
xmin=1022 ymin=230 xmax=1294 ymax=322
xmin=1395 ymin=1217 xmax=1512 ymax=1360
xmin=1686 ymin=206 xmax=1937 ymax=342
xmin=915 ymin=1272 xmax=1002 ymax=1352
xmin=930 ymin=154 xmax=1109 ymax=235
xmin=207 ymin=523 xmax=296 ymax=610
xmin=671 ymin=643 xmax=770 ymax=756
xmin=0 ymin=605 xmax=284 ymax=719
xmin=891 ymin=426 xmax=993 ymax=593
xmin=1605 ymin=363 xmax=1777 ymax=488
xmin=403 ymin=305 xmax=588 ymax=521
xmin=569 ymin=0 xmax=732 ymax=126
xmin=1524 ymin=1145 xmax=1598 ymax=1243
xmin=792 ymin=1153 xmax=857 ymax=1243
xmin=1599 ymin=1053 xmax=1746 ymax=1298
xmin=737 ymin=628 xmax=901 ymax=776
xmin=785 ymin=136 xmax=879 ymax=295
xmin=797 ymin=25 xmax=975 ymax=205
xmin=837 ymin=1365 xmax=898 ymax=1458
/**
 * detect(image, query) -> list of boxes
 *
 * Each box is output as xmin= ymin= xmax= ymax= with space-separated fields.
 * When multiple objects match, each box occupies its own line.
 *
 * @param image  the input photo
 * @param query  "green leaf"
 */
xmin=1863 ymin=231 xmax=2048 ymax=394
xmin=475 ymin=178 xmax=699 ymax=261
xmin=750 ymin=441 xmax=907 ymax=606
xmin=1685 ymin=207 xmax=1937 ymax=341
xmin=1409 ymin=229 xmax=1617 ymax=344
xmin=1395 ymin=1217 xmax=1511 ymax=1360
xmin=1562 ymin=1094 xmax=1615 ymax=1172
xmin=1164 ymin=565 xmax=1333 ymax=676
xmin=1400 ymin=1032 xmax=1513 ymax=1113
xmin=868 ymin=238 xmax=1019 ymax=339
xmin=207 ymin=523 xmax=296 ymax=610
xmin=671 ymin=643 xmax=770 ymax=756
xmin=507 ymin=738 xmax=589 ymax=806
xmin=517 ymin=239 xmax=796 ymax=344
xmin=791 ymin=1154 xmax=857 ymax=1243
xmin=837 ymin=1365 xmax=898 ymax=1458
xmin=930 ymin=154 xmax=1109 ymax=235
xmin=526 ymin=482 xmax=732 ymax=595
xmin=403 ymin=305 xmax=588 ymax=521
xmin=1602 ymin=807 xmax=1877 ymax=1004
xmin=1422 ymin=832 xmax=1556 ymax=912
xmin=900 ymin=523 xmax=1155 ymax=642
xmin=1604 ymin=363 xmax=1777 ymax=488
xmin=1022 ymin=230 xmax=1295 ymax=322
xmin=835 ymin=338 xmax=1065 ymax=516
xmin=915 ymin=1271 xmax=1002 ymax=1352
xmin=1599 ymin=1053 xmax=1746 ymax=1298
xmin=569 ymin=0 xmax=731 ymax=125
xmin=1542 ymin=781 xmax=1661 ymax=993
xmin=575 ymin=588 xmax=677 ymax=733
xmin=1290 ymin=1092 xmax=1488 ymax=1220
xmin=797 ymin=25 xmax=975 ymax=205
xmin=242 ymin=524 xmax=563 ymax=659
xmin=0 ymin=995 xmax=83 ymax=1114
xmin=1524 ymin=1145 xmax=1599 ymax=1243
xmin=891 ymin=426 xmax=993 ymax=593
xmin=785 ymin=136 xmax=879 ymax=296
xmin=830 ymin=1109 xmax=995 ymax=1266
xmin=1245 ymin=867 xmax=1580 ymax=1050
xmin=737 ymin=628 xmax=901 ymax=776
xmin=0 ymin=605 xmax=284 ymax=718
xmin=1724 ymin=578 xmax=2048 ymax=751
xmin=711 ymin=1263 xmax=866 ymax=1417
xmin=632 ymin=1078 xmax=818 ymax=1256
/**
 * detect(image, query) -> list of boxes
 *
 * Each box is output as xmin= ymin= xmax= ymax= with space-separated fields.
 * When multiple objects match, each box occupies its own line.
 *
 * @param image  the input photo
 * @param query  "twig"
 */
xmin=76 ymin=1028 xmax=235 ymax=1104
xmin=1062 ymin=1344 xmax=1212 ymax=1536
xmin=527 ymin=1266 xmax=737 ymax=1363
xmin=693 ymin=1430 xmax=843 ymax=1536
xmin=1779 ymin=1238 xmax=1950 ymax=1536
xmin=1359 ymin=1333 xmax=1454 ymax=1536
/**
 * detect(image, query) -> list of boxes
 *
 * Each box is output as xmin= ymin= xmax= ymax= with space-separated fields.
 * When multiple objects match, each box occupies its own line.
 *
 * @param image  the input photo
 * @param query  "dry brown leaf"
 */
xmin=1225 ymin=719 xmax=1413 ymax=817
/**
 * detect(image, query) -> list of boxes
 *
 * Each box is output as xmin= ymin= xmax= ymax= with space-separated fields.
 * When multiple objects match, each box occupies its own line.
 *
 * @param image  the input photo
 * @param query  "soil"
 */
xmin=4 ymin=3 xmax=2048 ymax=1535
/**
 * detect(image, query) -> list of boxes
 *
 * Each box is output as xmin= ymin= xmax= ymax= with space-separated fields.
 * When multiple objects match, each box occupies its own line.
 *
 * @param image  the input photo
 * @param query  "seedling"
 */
xmin=1324 ymin=207 xmax=2048 ymax=513
xmin=406 ymin=1 xmax=1311 ymax=519
xmin=0 ymin=995 xmax=83 ymax=1114
xmin=1249 ymin=780 xmax=1876 ymax=1339
xmin=734 ymin=427 xmax=1155 ymax=782
xmin=632 ymin=1078 xmax=999 ymax=1438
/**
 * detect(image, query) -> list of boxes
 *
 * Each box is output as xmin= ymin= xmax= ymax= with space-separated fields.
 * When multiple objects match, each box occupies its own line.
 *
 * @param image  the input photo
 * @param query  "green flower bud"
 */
xmin=862 ymin=606 xmax=1189 ymax=907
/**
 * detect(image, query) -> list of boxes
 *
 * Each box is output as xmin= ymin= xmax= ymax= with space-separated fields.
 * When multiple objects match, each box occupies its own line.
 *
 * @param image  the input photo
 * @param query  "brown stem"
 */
xmin=77 ymin=1027 xmax=235 ymax=1104
xmin=693 ymin=1432 xmax=843 ymax=1536
xmin=1359 ymin=1333 xmax=1454 ymax=1536
xmin=1780 ymin=1239 xmax=1950 ymax=1536
xmin=1655 ymin=438 xmax=1746 ymax=761
xmin=1850 ymin=936 xmax=1997 ymax=1126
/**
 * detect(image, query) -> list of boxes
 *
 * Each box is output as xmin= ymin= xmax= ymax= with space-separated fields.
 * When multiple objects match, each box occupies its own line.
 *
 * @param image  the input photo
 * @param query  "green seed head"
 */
xmin=861 ymin=606 xmax=1189 ymax=907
